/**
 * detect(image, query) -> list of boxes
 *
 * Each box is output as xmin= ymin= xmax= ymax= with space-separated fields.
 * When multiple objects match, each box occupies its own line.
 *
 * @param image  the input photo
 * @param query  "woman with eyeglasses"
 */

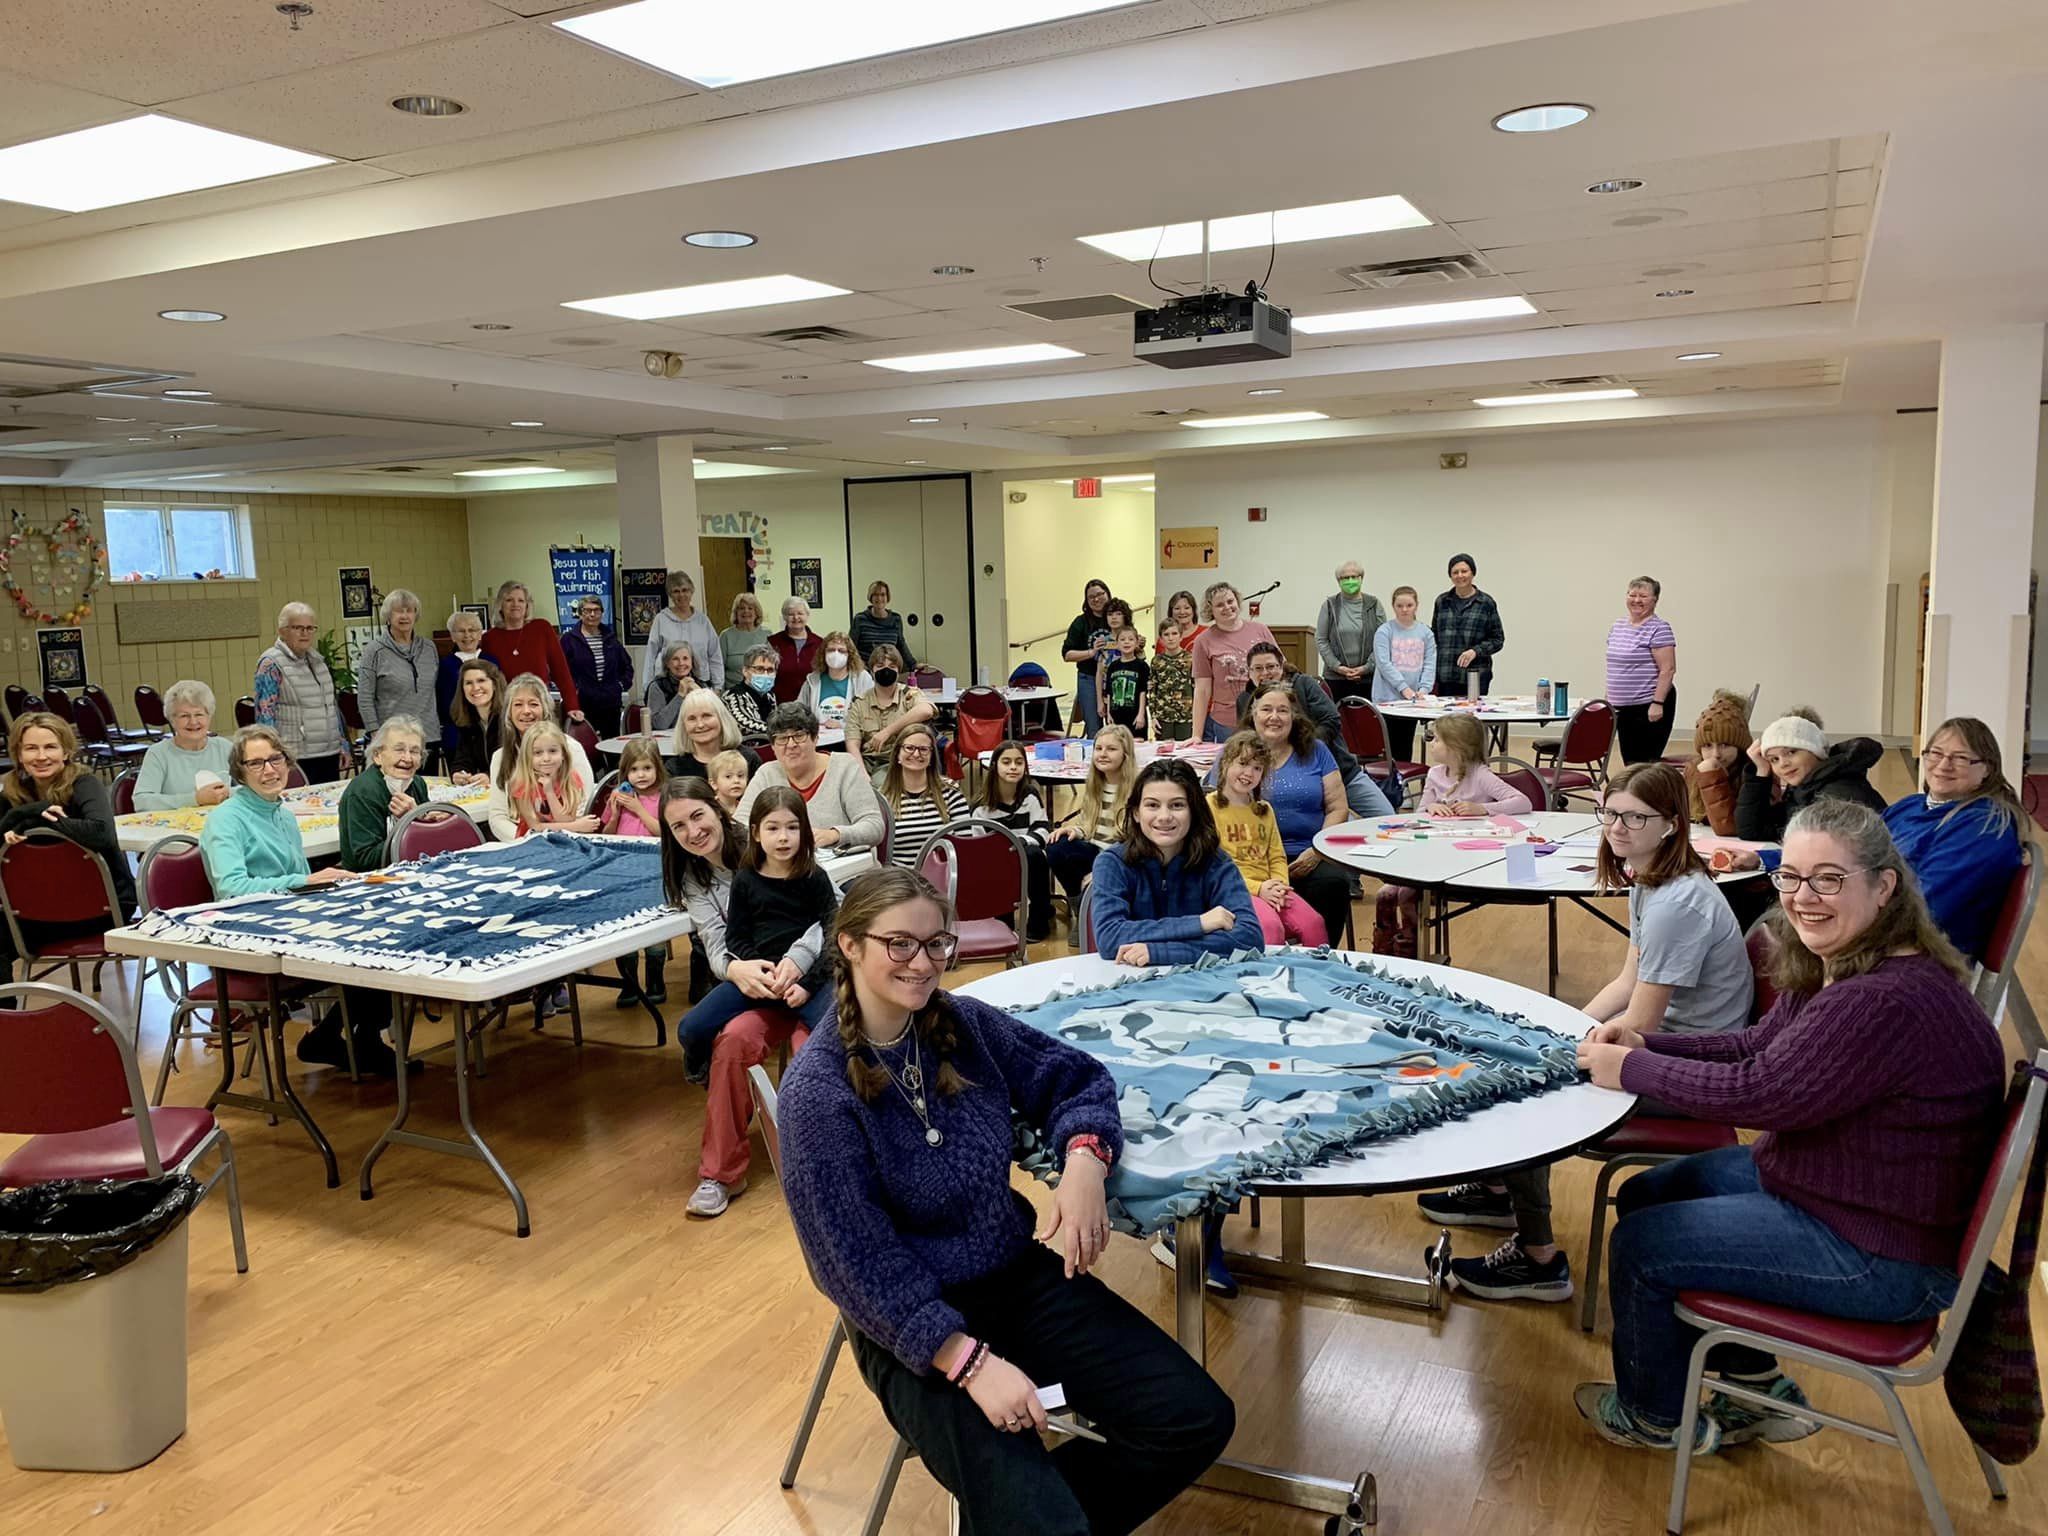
xmin=735 ymin=701 xmax=884 ymax=852
xmin=1422 ymin=764 xmax=1750 ymax=1306
xmin=874 ymin=723 xmax=967 ymax=869
xmin=1878 ymin=718 xmax=2025 ymax=961
xmin=1570 ymin=799 xmax=2004 ymax=1454
xmin=778 ymin=866 xmax=1235 ymax=1533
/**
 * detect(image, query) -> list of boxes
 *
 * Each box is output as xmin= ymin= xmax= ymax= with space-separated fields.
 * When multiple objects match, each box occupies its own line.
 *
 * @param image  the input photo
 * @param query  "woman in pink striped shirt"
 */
xmin=1605 ymin=576 xmax=1677 ymax=765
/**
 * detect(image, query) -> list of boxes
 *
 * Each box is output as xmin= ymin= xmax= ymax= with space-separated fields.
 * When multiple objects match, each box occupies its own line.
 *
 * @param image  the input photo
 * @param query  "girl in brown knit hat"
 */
xmin=1687 ymin=690 xmax=1754 ymax=834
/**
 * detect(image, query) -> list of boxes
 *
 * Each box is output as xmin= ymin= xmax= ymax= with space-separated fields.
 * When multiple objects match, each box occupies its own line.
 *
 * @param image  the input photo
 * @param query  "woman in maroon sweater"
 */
xmin=479 ymin=581 xmax=585 ymax=721
xmin=1572 ymin=798 xmax=2004 ymax=1455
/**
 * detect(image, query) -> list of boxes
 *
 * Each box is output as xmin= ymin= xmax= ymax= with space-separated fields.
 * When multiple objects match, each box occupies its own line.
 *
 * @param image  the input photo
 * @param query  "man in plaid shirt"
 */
xmin=1431 ymin=552 xmax=1505 ymax=695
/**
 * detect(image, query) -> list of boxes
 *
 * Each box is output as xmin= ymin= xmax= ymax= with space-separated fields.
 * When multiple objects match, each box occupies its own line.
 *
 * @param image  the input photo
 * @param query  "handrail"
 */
xmin=1009 ymin=599 xmax=1156 ymax=650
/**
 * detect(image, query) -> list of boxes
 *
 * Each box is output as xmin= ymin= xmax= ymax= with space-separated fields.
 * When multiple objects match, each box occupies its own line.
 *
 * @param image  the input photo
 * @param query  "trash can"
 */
xmin=0 ymin=1176 xmax=199 ymax=1472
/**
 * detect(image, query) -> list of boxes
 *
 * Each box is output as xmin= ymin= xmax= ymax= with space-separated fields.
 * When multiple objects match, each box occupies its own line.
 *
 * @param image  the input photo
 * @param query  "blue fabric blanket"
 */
xmin=1007 ymin=951 xmax=1583 ymax=1234
xmin=130 ymin=833 xmax=667 ymax=979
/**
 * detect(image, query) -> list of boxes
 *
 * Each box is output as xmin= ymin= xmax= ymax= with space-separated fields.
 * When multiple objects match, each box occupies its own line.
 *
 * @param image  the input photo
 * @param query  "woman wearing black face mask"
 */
xmin=846 ymin=644 xmax=936 ymax=775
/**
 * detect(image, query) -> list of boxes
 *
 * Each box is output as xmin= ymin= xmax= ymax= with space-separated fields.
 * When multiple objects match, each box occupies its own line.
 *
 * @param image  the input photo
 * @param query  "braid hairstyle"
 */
xmin=831 ymin=866 xmax=968 ymax=1102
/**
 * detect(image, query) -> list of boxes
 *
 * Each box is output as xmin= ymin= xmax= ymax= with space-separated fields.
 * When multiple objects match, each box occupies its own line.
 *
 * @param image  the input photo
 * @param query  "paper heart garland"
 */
xmin=0 ymin=508 xmax=106 ymax=624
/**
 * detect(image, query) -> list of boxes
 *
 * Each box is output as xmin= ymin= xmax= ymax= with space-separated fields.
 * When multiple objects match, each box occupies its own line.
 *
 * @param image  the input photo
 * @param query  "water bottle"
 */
xmin=1536 ymin=678 xmax=1552 ymax=716
xmin=1554 ymin=681 xmax=1569 ymax=715
xmin=1465 ymin=669 xmax=1480 ymax=701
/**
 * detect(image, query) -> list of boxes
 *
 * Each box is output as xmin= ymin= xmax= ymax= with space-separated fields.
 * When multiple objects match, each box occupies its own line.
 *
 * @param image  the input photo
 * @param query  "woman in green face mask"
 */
xmin=1315 ymin=559 xmax=1384 ymax=704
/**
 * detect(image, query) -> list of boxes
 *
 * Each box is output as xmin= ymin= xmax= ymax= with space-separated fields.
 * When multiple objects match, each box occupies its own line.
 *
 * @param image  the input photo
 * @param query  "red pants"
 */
xmin=700 ymin=1007 xmax=812 ymax=1184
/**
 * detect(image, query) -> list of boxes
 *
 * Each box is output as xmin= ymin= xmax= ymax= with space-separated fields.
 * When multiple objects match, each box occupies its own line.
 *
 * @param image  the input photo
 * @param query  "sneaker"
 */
xmin=1707 ymin=1374 xmax=1820 ymax=1446
xmin=615 ymin=983 xmax=644 ymax=1009
xmin=1416 ymin=1182 xmax=1517 ymax=1229
xmin=1148 ymin=1226 xmax=1238 ymax=1297
xmin=643 ymin=974 xmax=667 ymax=1005
xmin=1574 ymin=1382 xmax=1721 ymax=1456
xmin=1447 ymin=1235 xmax=1574 ymax=1302
xmin=686 ymin=1178 xmax=744 ymax=1218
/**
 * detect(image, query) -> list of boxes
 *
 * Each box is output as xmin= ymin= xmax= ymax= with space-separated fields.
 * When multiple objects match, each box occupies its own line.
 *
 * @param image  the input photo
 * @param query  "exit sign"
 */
xmin=1072 ymin=477 xmax=1102 ymax=499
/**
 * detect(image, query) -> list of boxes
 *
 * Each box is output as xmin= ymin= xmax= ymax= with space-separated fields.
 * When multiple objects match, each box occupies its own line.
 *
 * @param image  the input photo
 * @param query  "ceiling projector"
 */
xmin=1133 ymin=283 xmax=1292 ymax=369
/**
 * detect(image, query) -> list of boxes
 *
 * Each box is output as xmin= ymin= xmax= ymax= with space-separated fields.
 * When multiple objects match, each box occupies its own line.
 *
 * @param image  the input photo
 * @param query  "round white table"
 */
xmin=598 ymin=726 xmax=843 ymax=756
xmin=1376 ymin=693 xmax=1570 ymax=724
xmin=959 ymin=950 xmax=1631 ymax=1519
xmin=976 ymin=738 xmax=1220 ymax=786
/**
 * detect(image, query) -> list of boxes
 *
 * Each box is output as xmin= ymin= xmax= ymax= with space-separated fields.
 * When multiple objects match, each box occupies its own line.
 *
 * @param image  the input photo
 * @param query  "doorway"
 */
xmin=698 ymin=536 xmax=752 ymax=632
xmin=844 ymin=475 xmax=975 ymax=681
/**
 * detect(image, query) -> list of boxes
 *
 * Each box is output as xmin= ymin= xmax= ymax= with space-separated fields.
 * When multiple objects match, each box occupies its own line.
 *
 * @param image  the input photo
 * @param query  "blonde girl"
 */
xmin=506 ymin=723 xmax=596 ymax=837
xmin=707 ymin=748 xmax=752 ymax=817
xmin=1420 ymin=715 xmax=1532 ymax=818
xmin=1046 ymin=723 xmax=1137 ymax=933
xmin=1210 ymin=731 xmax=1328 ymax=947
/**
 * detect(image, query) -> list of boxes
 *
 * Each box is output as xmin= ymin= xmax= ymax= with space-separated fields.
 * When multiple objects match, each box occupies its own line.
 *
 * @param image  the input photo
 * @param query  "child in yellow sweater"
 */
xmin=1210 ymin=731 xmax=1330 ymax=948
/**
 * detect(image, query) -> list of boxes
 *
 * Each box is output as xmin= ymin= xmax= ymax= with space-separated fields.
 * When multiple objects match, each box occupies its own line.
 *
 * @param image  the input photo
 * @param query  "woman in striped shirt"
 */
xmin=1605 ymin=575 xmax=1677 ymax=765
xmin=874 ymin=721 xmax=968 ymax=868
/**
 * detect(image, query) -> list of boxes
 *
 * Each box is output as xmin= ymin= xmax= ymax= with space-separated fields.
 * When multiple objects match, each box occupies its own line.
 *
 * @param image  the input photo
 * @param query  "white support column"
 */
xmin=1924 ymin=325 xmax=2044 ymax=767
xmin=615 ymin=436 xmax=700 ymax=582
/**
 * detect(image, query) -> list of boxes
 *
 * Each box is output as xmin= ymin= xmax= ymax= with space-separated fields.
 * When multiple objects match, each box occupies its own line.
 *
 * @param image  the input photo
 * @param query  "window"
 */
xmin=103 ymin=504 xmax=254 ymax=580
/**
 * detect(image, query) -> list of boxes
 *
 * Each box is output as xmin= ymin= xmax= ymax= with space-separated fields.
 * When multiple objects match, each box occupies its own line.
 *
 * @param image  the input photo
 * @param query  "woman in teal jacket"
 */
xmin=1089 ymin=759 xmax=1263 ymax=966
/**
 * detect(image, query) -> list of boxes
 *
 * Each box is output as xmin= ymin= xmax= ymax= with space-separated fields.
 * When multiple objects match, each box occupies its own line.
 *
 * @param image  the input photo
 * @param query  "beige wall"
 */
xmin=1001 ymin=481 xmax=1157 ymax=684
xmin=462 ymin=475 xmax=850 ymax=630
xmin=0 ymin=483 xmax=470 ymax=727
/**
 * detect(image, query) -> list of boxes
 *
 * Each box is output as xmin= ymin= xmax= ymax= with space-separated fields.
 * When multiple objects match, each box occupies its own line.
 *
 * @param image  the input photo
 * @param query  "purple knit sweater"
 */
xmin=1619 ymin=953 xmax=2005 ymax=1268
xmin=778 ymin=992 xmax=1125 ymax=1372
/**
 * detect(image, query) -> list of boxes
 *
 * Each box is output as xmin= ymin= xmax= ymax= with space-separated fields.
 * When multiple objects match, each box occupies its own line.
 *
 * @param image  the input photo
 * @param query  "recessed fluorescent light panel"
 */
xmin=453 ymin=466 xmax=568 ymax=478
xmin=0 ymin=115 xmax=330 ymax=212
xmin=556 ymin=0 xmax=1130 ymax=88
xmin=1181 ymin=411 xmax=1329 ymax=429
xmin=1080 ymin=195 xmax=1429 ymax=263
xmin=1294 ymin=296 xmax=1537 ymax=335
xmin=866 ymin=343 xmax=1082 ymax=373
xmin=1492 ymin=103 xmax=1592 ymax=134
xmin=159 ymin=309 xmax=225 ymax=323
xmin=1676 ymin=351 xmax=1722 ymax=362
xmin=562 ymin=274 xmax=848 ymax=321
xmin=1471 ymin=389 xmax=1639 ymax=407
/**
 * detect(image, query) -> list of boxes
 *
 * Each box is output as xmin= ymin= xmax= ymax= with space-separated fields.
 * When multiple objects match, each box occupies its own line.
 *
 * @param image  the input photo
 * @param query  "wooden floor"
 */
xmin=3 ymin=751 xmax=2043 ymax=1535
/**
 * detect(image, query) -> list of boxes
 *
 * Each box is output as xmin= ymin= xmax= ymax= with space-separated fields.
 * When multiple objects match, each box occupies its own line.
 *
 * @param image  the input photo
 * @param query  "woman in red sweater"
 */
xmin=1572 ymin=798 xmax=2004 ymax=1455
xmin=480 ymin=581 xmax=584 ymax=721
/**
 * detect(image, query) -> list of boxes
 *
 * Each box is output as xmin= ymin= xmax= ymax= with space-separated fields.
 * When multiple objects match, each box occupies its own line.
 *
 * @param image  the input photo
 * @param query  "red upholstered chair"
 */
xmin=132 ymin=683 xmax=169 ymax=739
xmin=233 ymin=695 xmax=257 ymax=728
xmin=910 ymin=665 xmax=944 ymax=692
xmin=953 ymin=687 xmax=1012 ymax=791
xmin=1490 ymin=755 xmax=1553 ymax=822
xmin=1540 ymin=698 xmax=1615 ymax=807
xmin=587 ymin=768 xmax=620 ymax=828
xmin=565 ymin=717 xmax=601 ymax=761
xmin=1667 ymin=1049 xmax=2047 ymax=1536
xmin=385 ymin=801 xmax=486 ymax=865
xmin=622 ymin=703 xmax=646 ymax=736
xmin=1338 ymin=697 xmax=1423 ymax=798
xmin=0 ymin=828 xmax=128 ymax=996
xmin=1745 ymin=923 xmax=1778 ymax=1023
xmin=916 ymin=818 xmax=1029 ymax=969
xmin=1972 ymin=843 xmax=2037 ymax=1023
xmin=0 ymin=979 xmax=248 ymax=1274
xmin=112 ymin=768 xmax=139 ymax=816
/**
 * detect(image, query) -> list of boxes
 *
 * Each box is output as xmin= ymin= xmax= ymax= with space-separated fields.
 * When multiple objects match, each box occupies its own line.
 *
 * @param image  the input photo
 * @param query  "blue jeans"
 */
xmin=679 ymin=977 xmax=833 ymax=1079
xmin=1610 ymin=1145 xmax=1958 ymax=1428
xmin=1076 ymin=673 xmax=1101 ymax=736
xmin=1202 ymin=716 xmax=1233 ymax=744
xmin=1343 ymin=769 xmax=1393 ymax=819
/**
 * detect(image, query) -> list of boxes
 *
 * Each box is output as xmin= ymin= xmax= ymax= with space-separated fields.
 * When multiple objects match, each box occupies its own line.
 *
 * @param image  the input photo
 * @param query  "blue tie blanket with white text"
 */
xmin=131 ymin=833 xmax=665 ymax=979
xmin=1008 ymin=952 xmax=1584 ymax=1235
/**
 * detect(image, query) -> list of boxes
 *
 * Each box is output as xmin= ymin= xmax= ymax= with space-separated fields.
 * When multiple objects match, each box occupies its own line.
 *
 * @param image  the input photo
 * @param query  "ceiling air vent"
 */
xmin=1337 ymin=254 xmax=1494 ymax=290
xmin=1005 ymin=294 xmax=1148 ymax=323
xmin=748 ymin=325 xmax=884 ymax=345
xmin=1533 ymin=375 xmax=1627 ymax=389
xmin=545 ymin=335 xmax=613 ymax=348
xmin=373 ymin=466 xmax=428 ymax=474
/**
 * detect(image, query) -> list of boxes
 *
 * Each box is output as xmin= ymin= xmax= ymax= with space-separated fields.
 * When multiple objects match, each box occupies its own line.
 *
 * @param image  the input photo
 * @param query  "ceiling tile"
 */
xmin=1485 ymin=211 xmax=1836 ymax=275
xmin=1536 ymin=264 xmax=1827 ymax=311
xmin=0 ymin=0 xmax=518 ymax=103
xmin=1550 ymin=285 xmax=1829 ymax=326
xmin=1454 ymin=178 xmax=1838 ymax=252
xmin=0 ymin=67 xmax=139 ymax=150
xmin=362 ymin=94 xmax=732 ymax=177
xmin=1517 ymin=240 xmax=1828 ymax=295
xmin=165 ymin=24 xmax=694 ymax=160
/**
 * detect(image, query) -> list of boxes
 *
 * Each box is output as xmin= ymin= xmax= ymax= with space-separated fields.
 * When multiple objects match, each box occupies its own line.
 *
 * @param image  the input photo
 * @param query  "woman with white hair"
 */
xmin=358 ymin=588 xmax=439 ymax=760
xmin=646 ymin=642 xmax=702 ymax=734
xmin=253 ymin=600 xmax=346 ymax=784
xmin=1315 ymin=559 xmax=1384 ymax=704
xmin=769 ymin=595 xmax=822 ymax=703
xmin=718 ymin=591 xmax=766 ymax=688
xmin=643 ymin=570 xmax=724 ymax=710
xmin=338 ymin=716 xmax=432 ymax=873
xmin=670 ymin=688 xmax=742 ymax=778
xmin=479 ymin=579 xmax=585 ymax=721
xmin=134 ymin=679 xmax=233 ymax=810
xmin=435 ymin=608 xmax=486 ymax=740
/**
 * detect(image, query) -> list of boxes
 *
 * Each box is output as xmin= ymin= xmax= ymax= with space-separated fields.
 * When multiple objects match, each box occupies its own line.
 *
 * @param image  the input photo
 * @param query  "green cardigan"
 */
xmin=337 ymin=767 xmax=432 ymax=872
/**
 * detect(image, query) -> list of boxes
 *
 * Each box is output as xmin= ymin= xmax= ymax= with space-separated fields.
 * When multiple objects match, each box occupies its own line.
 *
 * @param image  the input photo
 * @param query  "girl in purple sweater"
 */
xmin=778 ymin=867 xmax=1234 ymax=1534
xmin=1572 ymin=799 xmax=2005 ymax=1455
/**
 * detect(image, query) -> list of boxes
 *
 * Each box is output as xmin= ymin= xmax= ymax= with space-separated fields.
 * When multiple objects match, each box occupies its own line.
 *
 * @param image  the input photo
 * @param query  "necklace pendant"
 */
xmin=903 ymin=1064 xmax=923 ymax=1092
xmin=912 ymin=1095 xmax=927 ymax=1115
xmin=925 ymin=1126 xmax=943 ymax=1148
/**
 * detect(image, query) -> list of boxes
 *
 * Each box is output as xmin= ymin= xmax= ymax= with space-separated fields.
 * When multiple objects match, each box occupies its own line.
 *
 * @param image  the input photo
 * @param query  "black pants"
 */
xmin=1386 ymin=715 xmax=1419 ymax=764
xmin=1324 ymin=673 xmax=1372 ymax=706
xmin=299 ymin=753 xmax=344 ymax=785
xmin=1023 ymin=843 xmax=1054 ymax=942
xmin=849 ymin=1244 xmax=1234 ymax=1536
xmin=1292 ymin=858 xmax=1355 ymax=948
xmin=1047 ymin=838 xmax=1102 ymax=908
xmin=1614 ymin=690 xmax=1677 ymax=766
xmin=581 ymin=696 xmax=623 ymax=740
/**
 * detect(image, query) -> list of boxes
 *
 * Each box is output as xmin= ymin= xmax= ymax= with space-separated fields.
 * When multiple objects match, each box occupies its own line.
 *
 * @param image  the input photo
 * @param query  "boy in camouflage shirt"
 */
xmin=1149 ymin=618 xmax=1195 ymax=741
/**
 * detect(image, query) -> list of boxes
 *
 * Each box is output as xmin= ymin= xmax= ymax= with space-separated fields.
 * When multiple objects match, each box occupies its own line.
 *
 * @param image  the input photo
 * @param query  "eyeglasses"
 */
xmin=1920 ymin=750 xmax=1985 ymax=769
xmin=1768 ymin=868 xmax=1869 ymax=896
xmin=242 ymin=754 xmax=287 ymax=773
xmin=1592 ymin=807 xmax=1661 ymax=830
xmin=868 ymin=932 xmax=960 ymax=963
xmin=897 ymin=745 xmax=932 ymax=758
xmin=771 ymin=733 xmax=813 ymax=748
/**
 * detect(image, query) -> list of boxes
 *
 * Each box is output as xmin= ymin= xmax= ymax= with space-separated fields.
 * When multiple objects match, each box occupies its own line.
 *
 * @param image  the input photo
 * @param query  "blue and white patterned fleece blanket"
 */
xmin=1008 ymin=951 xmax=1583 ymax=1234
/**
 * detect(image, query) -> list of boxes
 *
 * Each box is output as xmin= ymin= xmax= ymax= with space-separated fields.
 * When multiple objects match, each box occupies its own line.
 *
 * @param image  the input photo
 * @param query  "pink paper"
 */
xmin=1323 ymin=833 xmax=1371 ymax=845
xmin=1489 ymin=816 xmax=1529 ymax=831
xmin=1453 ymin=839 xmax=1506 ymax=850
xmin=1693 ymin=835 xmax=1773 ymax=853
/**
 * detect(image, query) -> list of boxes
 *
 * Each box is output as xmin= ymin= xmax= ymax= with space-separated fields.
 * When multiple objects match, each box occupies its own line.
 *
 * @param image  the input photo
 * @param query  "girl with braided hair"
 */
xmin=778 ymin=867 xmax=1235 ymax=1535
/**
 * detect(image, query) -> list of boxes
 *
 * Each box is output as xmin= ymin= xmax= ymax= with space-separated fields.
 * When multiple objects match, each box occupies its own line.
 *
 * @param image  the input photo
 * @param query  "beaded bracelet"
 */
xmin=958 ymin=1341 xmax=992 ymax=1387
xmin=945 ymin=1337 xmax=979 ymax=1384
xmin=1066 ymin=1133 xmax=1114 ymax=1172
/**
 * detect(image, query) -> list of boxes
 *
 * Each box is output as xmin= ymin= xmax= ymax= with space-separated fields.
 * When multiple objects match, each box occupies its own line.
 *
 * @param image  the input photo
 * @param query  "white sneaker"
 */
xmin=687 ymin=1178 xmax=742 ymax=1218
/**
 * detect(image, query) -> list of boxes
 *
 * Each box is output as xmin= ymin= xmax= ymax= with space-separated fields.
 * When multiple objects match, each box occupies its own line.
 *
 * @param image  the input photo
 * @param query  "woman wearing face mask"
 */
xmin=798 ymin=630 xmax=874 ymax=725
xmin=724 ymin=645 xmax=781 ymax=743
xmin=436 ymin=609 xmax=486 ymax=742
xmin=845 ymin=644 xmax=935 ymax=774
xmin=1316 ymin=561 xmax=1384 ymax=705
xmin=1572 ymin=800 xmax=2002 ymax=1455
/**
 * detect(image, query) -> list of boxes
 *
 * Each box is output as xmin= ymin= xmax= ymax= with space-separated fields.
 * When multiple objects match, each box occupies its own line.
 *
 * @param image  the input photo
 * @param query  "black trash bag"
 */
xmin=0 ymin=1176 xmax=199 ymax=1295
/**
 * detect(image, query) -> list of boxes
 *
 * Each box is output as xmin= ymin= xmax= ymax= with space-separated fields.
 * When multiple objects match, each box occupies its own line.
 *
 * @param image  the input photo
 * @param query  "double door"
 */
xmin=845 ymin=476 xmax=974 ymax=681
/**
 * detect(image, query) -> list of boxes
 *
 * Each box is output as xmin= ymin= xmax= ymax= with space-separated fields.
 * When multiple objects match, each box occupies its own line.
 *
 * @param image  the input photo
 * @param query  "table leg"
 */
xmin=205 ymin=976 xmax=336 ymax=1185
xmin=1547 ymin=902 xmax=1559 ymax=997
xmin=451 ymin=1000 xmax=530 ymax=1236
xmin=1175 ymin=1209 xmax=1384 ymax=1519
xmin=1217 ymin=1197 xmax=1450 ymax=1311
xmin=358 ymin=994 xmax=415 ymax=1201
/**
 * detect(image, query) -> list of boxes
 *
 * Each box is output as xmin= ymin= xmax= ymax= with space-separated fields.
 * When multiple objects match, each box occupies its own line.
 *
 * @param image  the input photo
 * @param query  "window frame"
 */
xmin=102 ymin=502 xmax=257 ymax=583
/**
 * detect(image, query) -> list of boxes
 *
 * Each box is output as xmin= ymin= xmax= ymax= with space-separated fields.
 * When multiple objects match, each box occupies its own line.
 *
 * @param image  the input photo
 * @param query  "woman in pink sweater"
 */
xmin=1571 ymin=799 xmax=2004 ymax=1454
xmin=1372 ymin=714 xmax=1530 ymax=955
